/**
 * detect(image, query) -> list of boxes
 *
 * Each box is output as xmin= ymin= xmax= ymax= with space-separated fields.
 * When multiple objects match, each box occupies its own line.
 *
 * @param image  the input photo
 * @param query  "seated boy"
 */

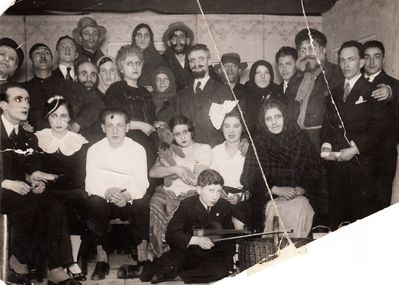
xmin=85 ymin=108 xmax=150 ymax=280
xmin=150 ymin=169 xmax=235 ymax=284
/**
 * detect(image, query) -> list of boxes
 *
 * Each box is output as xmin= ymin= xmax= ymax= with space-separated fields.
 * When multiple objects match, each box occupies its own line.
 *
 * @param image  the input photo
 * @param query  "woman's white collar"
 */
xmin=35 ymin=129 xmax=88 ymax=156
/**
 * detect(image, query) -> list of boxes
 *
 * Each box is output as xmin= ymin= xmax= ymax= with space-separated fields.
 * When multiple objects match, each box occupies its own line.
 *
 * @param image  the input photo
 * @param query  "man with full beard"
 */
xmin=162 ymin=22 xmax=220 ymax=91
xmin=162 ymin=22 xmax=195 ymax=91
xmin=173 ymin=44 xmax=233 ymax=147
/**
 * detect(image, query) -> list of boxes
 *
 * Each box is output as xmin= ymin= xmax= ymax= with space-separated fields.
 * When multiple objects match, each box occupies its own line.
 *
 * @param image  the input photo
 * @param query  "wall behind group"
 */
xmin=322 ymin=0 xmax=398 ymax=78
xmin=0 ymin=11 xmax=322 ymax=83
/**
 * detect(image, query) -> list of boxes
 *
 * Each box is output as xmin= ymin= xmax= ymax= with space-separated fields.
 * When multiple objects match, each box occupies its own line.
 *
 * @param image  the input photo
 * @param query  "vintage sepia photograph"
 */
xmin=1 ymin=0 xmax=399 ymax=284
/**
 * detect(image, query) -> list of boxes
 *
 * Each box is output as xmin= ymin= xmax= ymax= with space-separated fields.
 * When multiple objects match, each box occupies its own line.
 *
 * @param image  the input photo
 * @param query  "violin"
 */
xmin=192 ymin=221 xmax=292 ymax=242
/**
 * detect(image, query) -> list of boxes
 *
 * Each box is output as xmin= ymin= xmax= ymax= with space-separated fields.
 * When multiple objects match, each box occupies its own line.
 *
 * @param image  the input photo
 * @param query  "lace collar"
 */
xmin=35 ymin=129 xmax=88 ymax=156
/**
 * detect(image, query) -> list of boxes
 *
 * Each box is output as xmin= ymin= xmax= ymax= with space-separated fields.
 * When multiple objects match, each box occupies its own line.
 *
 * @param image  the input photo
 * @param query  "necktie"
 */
xmin=343 ymin=82 xmax=350 ymax=102
xmin=9 ymin=127 xmax=17 ymax=146
xmin=207 ymin=206 xmax=211 ymax=213
xmin=283 ymin=81 xmax=288 ymax=94
xmin=195 ymin=81 xmax=202 ymax=94
xmin=66 ymin=67 xmax=73 ymax=81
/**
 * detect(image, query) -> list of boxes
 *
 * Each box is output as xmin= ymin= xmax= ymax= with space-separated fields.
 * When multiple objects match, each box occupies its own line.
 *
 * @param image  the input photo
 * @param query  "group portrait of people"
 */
xmin=0 ymin=13 xmax=398 ymax=285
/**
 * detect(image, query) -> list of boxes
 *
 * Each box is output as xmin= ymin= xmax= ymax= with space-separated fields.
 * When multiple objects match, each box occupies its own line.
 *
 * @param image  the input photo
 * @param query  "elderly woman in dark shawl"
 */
xmin=131 ymin=23 xmax=165 ymax=90
xmin=150 ymin=66 xmax=177 ymax=123
xmin=244 ymin=60 xmax=276 ymax=134
xmin=241 ymin=99 xmax=320 ymax=237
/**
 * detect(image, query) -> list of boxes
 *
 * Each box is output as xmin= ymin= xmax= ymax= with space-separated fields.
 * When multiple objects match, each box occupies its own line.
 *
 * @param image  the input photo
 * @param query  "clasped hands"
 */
xmin=105 ymin=187 xmax=132 ymax=207
xmin=271 ymin=185 xmax=305 ymax=200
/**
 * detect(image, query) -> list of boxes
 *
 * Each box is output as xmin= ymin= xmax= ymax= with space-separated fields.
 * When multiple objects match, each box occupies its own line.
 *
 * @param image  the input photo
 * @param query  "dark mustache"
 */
xmin=300 ymin=55 xmax=317 ymax=62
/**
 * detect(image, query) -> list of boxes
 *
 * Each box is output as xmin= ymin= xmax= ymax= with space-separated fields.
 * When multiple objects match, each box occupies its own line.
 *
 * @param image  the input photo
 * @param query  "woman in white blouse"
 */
xmin=211 ymin=110 xmax=250 ymax=230
xmin=148 ymin=115 xmax=212 ymax=259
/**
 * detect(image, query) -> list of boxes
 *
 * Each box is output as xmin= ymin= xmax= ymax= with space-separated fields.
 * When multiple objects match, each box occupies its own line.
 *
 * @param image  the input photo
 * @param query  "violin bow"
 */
xmin=212 ymin=229 xmax=293 ymax=242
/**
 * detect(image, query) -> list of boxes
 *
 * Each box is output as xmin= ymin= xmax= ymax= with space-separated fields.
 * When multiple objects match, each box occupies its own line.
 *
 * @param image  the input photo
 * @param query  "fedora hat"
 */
xmin=215 ymin=52 xmax=248 ymax=71
xmin=0 ymin=37 xmax=24 ymax=68
xmin=162 ymin=21 xmax=194 ymax=44
xmin=72 ymin=17 xmax=107 ymax=44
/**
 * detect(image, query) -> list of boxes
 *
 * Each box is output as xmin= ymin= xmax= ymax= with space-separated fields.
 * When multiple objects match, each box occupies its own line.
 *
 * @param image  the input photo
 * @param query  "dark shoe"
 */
xmin=48 ymin=278 xmax=82 ymax=285
xmin=67 ymin=264 xmax=87 ymax=281
xmin=151 ymin=272 xmax=169 ymax=284
xmin=117 ymin=264 xmax=141 ymax=279
xmin=90 ymin=261 xmax=109 ymax=280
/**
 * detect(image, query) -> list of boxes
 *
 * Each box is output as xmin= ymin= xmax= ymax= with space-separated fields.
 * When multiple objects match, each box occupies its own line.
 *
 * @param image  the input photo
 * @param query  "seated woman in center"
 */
xmin=148 ymin=115 xmax=212 ymax=260
xmin=241 ymin=99 xmax=320 ymax=237
xmin=210 ymin=110 xmax=250 ymax=230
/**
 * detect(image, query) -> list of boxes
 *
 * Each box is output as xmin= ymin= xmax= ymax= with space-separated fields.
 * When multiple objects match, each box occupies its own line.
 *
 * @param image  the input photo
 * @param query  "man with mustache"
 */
xmin=53 ymin=35 xmax=78 ymax=82
xmin=284 ymin=29 xmax=343 ymax=227
xmin=173 ymin=44 xmax=233 ymax=147
xmin=22 ymin=43 xmax=104 ymax=139
xmin=76 ymin=61 xmax=105 ymax=142
xmin=72 ymin=16 xmax=106 ymax=67
xmin=162 ymin=22 xmax=195 ymax=91
xmin=77 ymin=61 xmax=98 ymax=92
xmin=0 ymin=37 xmax=24 ymax=86
xmin=215 ymin=52 xmax=249 ymax=100
xmin=286 ymin=28 xmax=343 ymax=151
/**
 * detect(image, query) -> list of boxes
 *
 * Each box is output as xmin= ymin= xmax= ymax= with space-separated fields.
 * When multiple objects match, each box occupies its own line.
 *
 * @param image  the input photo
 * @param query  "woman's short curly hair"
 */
xmin=115 ymin=45 xmax=144 ymax=77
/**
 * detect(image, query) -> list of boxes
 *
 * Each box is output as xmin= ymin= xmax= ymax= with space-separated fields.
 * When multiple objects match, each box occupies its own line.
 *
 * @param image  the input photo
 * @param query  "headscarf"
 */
xmin=96 ymin=55 xmax=119 ymax=94
xmin=245 ymin=60 xmax=276 ymax=100
xmin=150 ymin=66 xmax=177 ymax=122
xmin=131 ymin=23 xmax=165 ymax=87
xmin=242 ymin=99 xmax=320 ymax=203
xmin=243 ymin=60 xmax=276 ymax=134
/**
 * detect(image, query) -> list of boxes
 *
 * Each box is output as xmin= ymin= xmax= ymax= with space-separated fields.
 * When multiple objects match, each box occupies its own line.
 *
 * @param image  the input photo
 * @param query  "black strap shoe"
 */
xmin=90 ymin=262 xmax=110 ymax=280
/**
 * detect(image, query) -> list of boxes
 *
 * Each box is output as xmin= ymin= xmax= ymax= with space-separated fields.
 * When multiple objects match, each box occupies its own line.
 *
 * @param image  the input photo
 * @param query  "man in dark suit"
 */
xmin=150 ymin=169 xmax=234 ymax=284
xmin=272 ymin=46 xmax=298 ymax=103
xmin=173 ymin=44 xmax=235 ymax=147
xmin=53 ymin=35 xmax=78 ymax=82
xmin=363 ymin=40 xmax=399 ymax=210
xmin=321 ymin=41 xmax=388 ymax=230
xmin=22 ymin=43 xmax=104 ymax=136
xmin=0 ymin=83 xmax=79 ymax=284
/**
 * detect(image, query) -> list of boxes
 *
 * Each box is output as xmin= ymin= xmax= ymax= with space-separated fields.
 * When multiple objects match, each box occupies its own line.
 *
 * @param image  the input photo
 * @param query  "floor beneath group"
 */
xmin=36 ymin=252 xmax=188 ymax=285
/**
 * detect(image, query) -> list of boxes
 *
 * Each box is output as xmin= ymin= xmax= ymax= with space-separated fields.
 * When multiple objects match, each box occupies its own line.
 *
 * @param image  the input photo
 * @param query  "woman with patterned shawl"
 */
xmin=241 ymin=99 xmax=320 ymax=237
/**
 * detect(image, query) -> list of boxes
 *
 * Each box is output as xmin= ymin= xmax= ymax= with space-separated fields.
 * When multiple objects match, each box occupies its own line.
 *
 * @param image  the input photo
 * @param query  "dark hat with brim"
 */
xmin=162 ymin=21 xmax=194 ymax=44
xmin=295 ymin=28 xmax=327 ymax=47
xmin=0 ymin=37 xmax=24 ymax=68
xmin=72 ymin=16 xmax=107 ymax=44
xmin=215 ymin=52 xmax=248 ymax=71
